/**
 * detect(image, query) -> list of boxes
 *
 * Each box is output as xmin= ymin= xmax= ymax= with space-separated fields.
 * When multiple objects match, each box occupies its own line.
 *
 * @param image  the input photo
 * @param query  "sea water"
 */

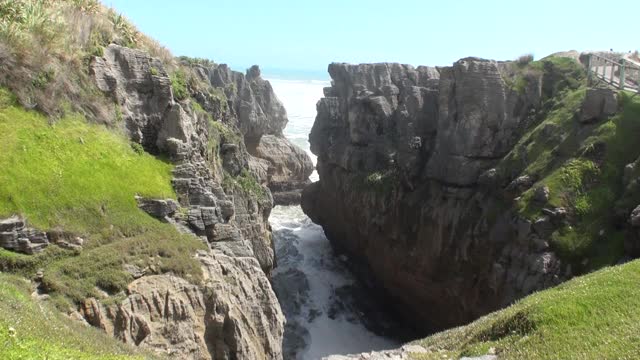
xmin=267 ymin=77 xmax=399 ymax=359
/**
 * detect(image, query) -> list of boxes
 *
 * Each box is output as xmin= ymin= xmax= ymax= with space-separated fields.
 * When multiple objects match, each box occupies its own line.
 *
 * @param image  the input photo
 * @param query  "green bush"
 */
xmin=170 ymin=69 xmax=188 ymax=101
xmin=516 ymin=53 xmax=534 ymax=67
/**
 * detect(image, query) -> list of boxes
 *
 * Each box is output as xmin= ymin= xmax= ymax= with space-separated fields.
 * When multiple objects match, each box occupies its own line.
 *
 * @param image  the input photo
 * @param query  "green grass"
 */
xmin=512 ymin=91 xmax=640 ymax=268
xmin=0 ymin=104 xmax=174 ymax=235
xmin=0 ymin=273 xmax=155 ymax=359
xmin=170 ymin=69 xmax=188 ymax=101
xmin=0 ymin=94 xmax=206 ymax=305
xmin=411 ymin=259 xmax=640 ymax=360
xmin=223 ymin=169 xmax=269 ymax=201
xmin=40 ymin=227 xmax=206 ymax=305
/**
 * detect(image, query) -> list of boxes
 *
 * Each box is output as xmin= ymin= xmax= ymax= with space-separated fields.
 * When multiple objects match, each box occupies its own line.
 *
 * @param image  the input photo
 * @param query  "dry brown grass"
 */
xmin=0 ymin=0 xmax=177 ymax=123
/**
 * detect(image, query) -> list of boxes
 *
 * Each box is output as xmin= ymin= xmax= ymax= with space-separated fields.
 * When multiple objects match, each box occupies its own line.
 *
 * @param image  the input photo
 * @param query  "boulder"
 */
xmin=135 ymin=197 xmax=179 ymax=219
xmin=533 ymin=186 xmax=550 ymax=204
xmin=579 ymin=88 xmax=618 ymax=123
xmin=0 ymin=216 xmax=49 ymax=254
xmin=248 ymin=135 xmax=314 ymax=204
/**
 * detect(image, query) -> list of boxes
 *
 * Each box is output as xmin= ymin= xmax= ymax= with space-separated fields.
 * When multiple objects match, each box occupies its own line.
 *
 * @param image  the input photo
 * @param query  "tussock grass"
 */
xmin=411 ymin=260 xmax=640 ymax=360
xmin=0 ymin=0 xmax=175 ymax=122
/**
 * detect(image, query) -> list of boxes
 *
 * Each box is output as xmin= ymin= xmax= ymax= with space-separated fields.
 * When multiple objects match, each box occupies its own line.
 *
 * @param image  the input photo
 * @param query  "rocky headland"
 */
xmin=302 ymin=54 xmax=640 ymax=333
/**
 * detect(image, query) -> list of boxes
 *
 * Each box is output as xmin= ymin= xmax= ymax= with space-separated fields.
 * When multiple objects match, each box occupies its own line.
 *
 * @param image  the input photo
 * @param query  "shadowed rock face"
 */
xmin=90 ymin=44 xmax=286 ymax=359
xmin=302 ymin=59 xmax=567 ymax=332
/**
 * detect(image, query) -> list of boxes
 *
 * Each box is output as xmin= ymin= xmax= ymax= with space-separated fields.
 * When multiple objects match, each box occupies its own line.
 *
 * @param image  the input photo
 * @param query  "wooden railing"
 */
xmin=588 ymin=53 xmax=640 ymax=92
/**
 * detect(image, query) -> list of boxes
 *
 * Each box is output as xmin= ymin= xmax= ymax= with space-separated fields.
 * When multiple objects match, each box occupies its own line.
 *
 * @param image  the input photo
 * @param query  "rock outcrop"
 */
xmin=81 ymin=251 xmax=284 ymax=360
xmin=91 ymin=45 xmax=312 ymax=205
xmin=0 ymin=216 xmax=49 ymax=254
xmin=302 ymin=59 xmax=582 ymax=332
xmin=322 ymin=345 xmax=432 ymax=360
xmin=197 ymin=62 xmax=314 ymax=204
xmin=579 ymin=88 xmax=618 ymax=123
xmin=89 ymin=44 xmax=290 ymax=358
xmin=0 ymin=216 xmax=85 ymax=255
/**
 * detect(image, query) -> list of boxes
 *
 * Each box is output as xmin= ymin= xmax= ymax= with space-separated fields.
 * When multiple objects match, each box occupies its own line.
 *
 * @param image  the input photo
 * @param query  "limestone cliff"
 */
xmin=302 ymin=56 xmax=637 ymax=332
xmin=85 ymin=44 xmax=296 ymax=359
xmin=81 ymin=252 xmax=283 ymax=360
xmin=195 ymin=63 xmax=314 ymax=205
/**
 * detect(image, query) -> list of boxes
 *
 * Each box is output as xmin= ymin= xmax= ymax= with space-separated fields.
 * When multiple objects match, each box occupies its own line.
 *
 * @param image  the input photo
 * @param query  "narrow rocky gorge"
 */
xmin=302 ymin=54 xmax=636 ymax=333
xmin=0 ymin=43 xmax=315 ymax=359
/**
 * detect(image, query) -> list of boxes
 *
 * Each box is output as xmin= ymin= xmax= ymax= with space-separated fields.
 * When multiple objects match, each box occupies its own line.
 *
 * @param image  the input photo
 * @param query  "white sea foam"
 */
xmin=271 ymin=206 xmax=398 ymax=359
xmin=268 ymin=77 xmax=398 ymax=359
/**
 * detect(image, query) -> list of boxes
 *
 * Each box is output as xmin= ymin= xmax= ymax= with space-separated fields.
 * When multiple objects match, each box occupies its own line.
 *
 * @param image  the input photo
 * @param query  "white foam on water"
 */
xmin=271 ymin=206 xmax=398 ymax=359
xmin=268 ymin=78 xmax=398 ymax=359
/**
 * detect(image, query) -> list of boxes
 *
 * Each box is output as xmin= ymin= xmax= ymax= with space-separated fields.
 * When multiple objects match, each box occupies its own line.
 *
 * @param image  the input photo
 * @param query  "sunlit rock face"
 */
xmin=89 ymin=44 xmax=288 ymax=359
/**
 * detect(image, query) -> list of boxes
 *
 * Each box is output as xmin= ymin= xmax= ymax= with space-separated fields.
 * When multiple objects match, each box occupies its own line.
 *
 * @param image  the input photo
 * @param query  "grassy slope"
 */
xmin=511 ymin=90 xmax=640 ymax=270
xmin=411 ymin=259 xmax=640 ymax=360
xmin=0 ymin=89 xmax=206 ymax=307
xmin=487 ymin=55 xmax=640 ymax=271
xmin=0 ymin=273 xmax=156 ymax=359
xmin=0 ymin=90 xmax=175 ymax=234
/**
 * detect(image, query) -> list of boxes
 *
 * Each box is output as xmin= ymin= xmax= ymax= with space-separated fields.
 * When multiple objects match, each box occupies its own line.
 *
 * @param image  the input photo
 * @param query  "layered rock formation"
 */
xmin=0 ymin=216 xmax=84 ymax=255
xmin=0 ymin=216 xmax=49 ymax=254
xmin=86 ymin=44 xmax=301 ymax=358
xmin=81 ymin=252 xmax=283 ymax=360
xmin=302 ymin=59 xmax=588 ymax=331
xmin=195 ymin=63 xmax=314 ymax=204
xmin=92 ymin=45 xmax=312 ymax=205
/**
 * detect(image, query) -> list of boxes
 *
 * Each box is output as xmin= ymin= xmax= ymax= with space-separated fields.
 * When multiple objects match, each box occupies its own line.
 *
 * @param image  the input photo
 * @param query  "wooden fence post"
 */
xmin=620 ymin=59 xmax=626 ymax=90
xmin=587 ymin=54 xmax=592 ymax=84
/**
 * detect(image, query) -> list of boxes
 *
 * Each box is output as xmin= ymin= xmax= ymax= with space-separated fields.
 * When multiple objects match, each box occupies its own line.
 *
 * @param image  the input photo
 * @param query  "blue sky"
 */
xmin=106 ymin=0 xmax=639 ymax=78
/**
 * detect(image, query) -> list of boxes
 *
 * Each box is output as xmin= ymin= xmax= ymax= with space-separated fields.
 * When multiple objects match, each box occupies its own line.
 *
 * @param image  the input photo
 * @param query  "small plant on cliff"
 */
xmin=222 ymin=170 xmax=268 ymax=201
xmin=130 ymin=141 xmax=145 ymax=154
xmin=361 ymin=168 xmax=399 ymax=194
xmin=236 ymin=169 xmax=269 ymax=200
xmin=178 ymin=55 xmax=216 ymax=68
xmin=170 ymin=69 xmax=188 ymax=101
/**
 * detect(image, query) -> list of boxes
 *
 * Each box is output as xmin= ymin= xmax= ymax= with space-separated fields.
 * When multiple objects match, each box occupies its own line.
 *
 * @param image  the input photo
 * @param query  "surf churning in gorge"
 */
xmin=267 ymin=77 xmax=399 ymax=359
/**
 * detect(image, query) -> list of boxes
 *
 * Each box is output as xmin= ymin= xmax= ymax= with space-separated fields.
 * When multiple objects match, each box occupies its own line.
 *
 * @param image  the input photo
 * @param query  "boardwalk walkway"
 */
xmin=589 ymin=54 xmax=640 ymax=92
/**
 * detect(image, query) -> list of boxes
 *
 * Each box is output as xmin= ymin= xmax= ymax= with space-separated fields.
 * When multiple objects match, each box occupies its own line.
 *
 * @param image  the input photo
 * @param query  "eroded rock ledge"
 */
xmin=302 ymin=58 xmax=585 ymax=332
